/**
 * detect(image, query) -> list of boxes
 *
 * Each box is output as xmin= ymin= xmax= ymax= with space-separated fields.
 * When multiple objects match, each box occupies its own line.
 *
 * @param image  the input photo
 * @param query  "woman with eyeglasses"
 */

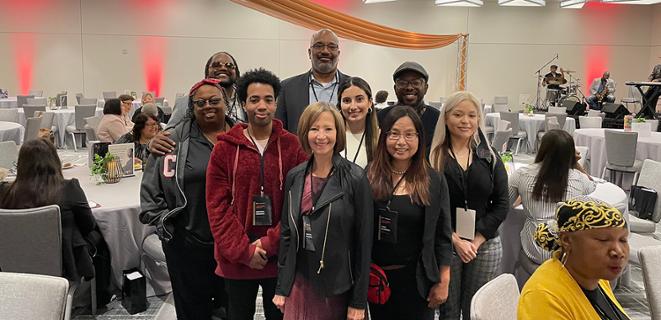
xmin=336 ymin=77 xmax=379 ymax=168
xmin=140 ymin=78 xmax=234 ymax=320
xmin=431 ymin=91 xmax=509 ymax=320
xmin=116 ymin=113 xmax=161 ymax=166
xmin=367 ymin=106 xmax=452 ymax=320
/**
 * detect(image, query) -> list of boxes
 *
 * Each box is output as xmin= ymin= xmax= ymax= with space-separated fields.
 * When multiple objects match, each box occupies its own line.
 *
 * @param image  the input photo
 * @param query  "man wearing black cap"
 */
xmin=276 ymin=29 xmax=350 ymax=133
xmin=378 ymin=61 xmax=439 ymax=155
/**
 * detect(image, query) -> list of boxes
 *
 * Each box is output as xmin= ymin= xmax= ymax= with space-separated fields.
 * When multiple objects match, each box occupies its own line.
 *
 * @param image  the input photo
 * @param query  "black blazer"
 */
xmin=276 ymin=154 xmax=373 ymax=309
xmin=373 ymin=170 xmax=453 ymax=299
xmin=276 ymin=71 xmax=350 ymax=133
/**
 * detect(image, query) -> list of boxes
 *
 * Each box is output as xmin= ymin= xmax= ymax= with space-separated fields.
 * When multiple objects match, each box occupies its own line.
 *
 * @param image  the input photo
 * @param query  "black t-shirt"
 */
xmin=372 ymin=195 xmax=425 ymax=266
xmin=582 ymin=286 xmax=629 ymax=320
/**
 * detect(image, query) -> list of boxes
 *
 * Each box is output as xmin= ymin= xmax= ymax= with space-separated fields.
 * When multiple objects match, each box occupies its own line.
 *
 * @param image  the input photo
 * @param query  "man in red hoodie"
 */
xmin=207 ymin=68 xmax=308 ymax=320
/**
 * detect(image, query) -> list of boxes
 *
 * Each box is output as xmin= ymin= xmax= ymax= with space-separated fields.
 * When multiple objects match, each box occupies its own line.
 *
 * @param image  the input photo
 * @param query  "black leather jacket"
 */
xmin=276 ymin=154 xmax=373 ymax=309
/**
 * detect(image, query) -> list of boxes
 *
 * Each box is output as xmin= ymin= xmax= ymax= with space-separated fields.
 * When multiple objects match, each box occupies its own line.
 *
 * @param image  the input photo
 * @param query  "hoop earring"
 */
xmin=561 ymin=249 xmax=570 ymax=266
xmin=368 ymin=107 xmax=373 ymax=113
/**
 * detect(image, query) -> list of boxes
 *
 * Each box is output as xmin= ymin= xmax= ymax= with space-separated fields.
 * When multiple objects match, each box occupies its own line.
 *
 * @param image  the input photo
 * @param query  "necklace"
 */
xmin=391 ymin=169 xmax=406 ymax=175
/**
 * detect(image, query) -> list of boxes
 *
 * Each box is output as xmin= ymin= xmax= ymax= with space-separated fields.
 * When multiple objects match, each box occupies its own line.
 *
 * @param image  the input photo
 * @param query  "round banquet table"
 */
xmin=17 ymin=107 xmax=104 ymax=147
xmin=485 ymin=112 xmax=576 ymax=152
xmin=0 ymin=121 xmax=24 ymax=144
xmin=500 ymin=166 xmax=628 ymax=277
xmin=573 ymin=128 xmax=661 ymax=177
xmin=62 ymin=165 xmax=154 ymax=289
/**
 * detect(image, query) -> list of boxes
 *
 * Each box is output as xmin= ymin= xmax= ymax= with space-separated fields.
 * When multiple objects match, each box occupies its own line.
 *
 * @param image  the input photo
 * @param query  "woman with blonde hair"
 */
xmin=430 ymin=91 xmax=509 ymax=320
xmin=274 ymin=102 xmax=373 ymax=320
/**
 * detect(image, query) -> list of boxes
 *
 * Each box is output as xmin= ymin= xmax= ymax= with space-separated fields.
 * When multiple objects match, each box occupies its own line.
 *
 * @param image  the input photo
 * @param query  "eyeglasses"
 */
xmin=210 ymin=62 xmax=236 ymax=70
xmin=311 ymin=43 xmax=339 ymax=52
xmin=145 ymin=123 xmax=160 ymax=128
xmin=192 ymin=98 xmax=223 ymax=108
xmin=121 ymin=100 xmax=133 ymax=105
xmin=395 ymin=78 xmax=424 ymax=89
xmin=386 ymin=131 xmax=419 ymax=141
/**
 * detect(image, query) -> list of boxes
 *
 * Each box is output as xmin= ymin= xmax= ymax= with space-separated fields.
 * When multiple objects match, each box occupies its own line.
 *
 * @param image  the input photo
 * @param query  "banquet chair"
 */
xmin=0 ymin=108 xmax=19 ymax=123
xmin=602 ymin=130 xmax=641 ymax=188
xmin=84 ymin=115 xmax=102 ymax=142
xmin=493 ymin=96 xmax=510 ymax=113
xmin=65 ymin=104 xmax=97 ymax=151
xmin=579 ymin=116 xmax=602 ymax=129
xmin=536 ymin=113 xmax=566 ymax=150
xmin=23 ymin=105 xmax=46 ymax=118
xmin=492 ymin=128 xmax=512 ymax=153
xmin=0 ymin=272 xmax=69 ymax=320
xmin=640 ymin=246 xmax=661 ymax=320
xmin=24 ymin=117 xmax=43 ymax=143
xmin=155 ymin=96 xmax=166 ymax=106
xmin=0 ymin=205 xmax=97 ymax=319
xmin=16 ymin=95 xmax=34 ymax=108
xmin=75 ymin=93 xmax=83 ymax=104
xmin=27 ymin=97 xmax=47 ymax=106
xmin=499 ymin=112 xmax=527 ymax=154
xmin=470 ymin=274 xmax=519 ymax=320
xmin=629 ymin=159 xmax=661 ymax=235
xmin=56 ymin=91 xmax=68 ymax=107
xmin=141 ymin=233 xmax=172 ymax=295
xmin=79 ymin=97 xmax=98 ymax=106
xmin=102 ymin=91 xmax=117 ymax=100
xmin=0 ymin=141 xmax=18 ymax=169
xmin=548 ymin=106 xmax=566 ymax=114
xmin=587 ymin=109 xmax=602 ymax=118
xmin=28 ymin=89 xmax=44 ymax=97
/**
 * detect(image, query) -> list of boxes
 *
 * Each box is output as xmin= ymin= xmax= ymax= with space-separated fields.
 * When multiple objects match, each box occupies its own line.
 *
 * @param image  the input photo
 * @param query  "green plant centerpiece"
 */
xmin=90 ymin=153 xmax=123 ymax=184
xmin=524 ymin=103 xmax=535 ymax=116
xmin=634 ymin=117 xmax=646 ymax=123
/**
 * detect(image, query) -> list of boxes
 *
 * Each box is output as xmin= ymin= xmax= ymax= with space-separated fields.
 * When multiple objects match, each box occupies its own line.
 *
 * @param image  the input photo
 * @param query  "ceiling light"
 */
xmin=560 ymin=0 xmax=585 ymax=8
xmin=362 ymin=0 xmax=397 ymax=3
xmin=601 ymin=0 xmax=661 ymax=4
xmin=498 ymin=0 xmax=546 ymax=6
xmin=435 ymin=0 xmax=484 ymax=7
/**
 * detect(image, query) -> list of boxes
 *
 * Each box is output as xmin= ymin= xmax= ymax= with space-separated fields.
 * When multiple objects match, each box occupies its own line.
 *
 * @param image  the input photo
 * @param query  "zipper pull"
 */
xmin=317 ymin=260 xmax=324 ymax=274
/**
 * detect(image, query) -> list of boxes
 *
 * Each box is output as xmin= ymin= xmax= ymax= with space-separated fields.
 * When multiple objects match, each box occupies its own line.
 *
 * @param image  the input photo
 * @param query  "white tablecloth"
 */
xmin=485 ymin=113 xmax=576 ymax=151
xmin=0 ymin=97 xmax=17 ymax=109
xmin=0 ymin=121 xmax=24 ymax=144
xmin=62 ymin=165 xmax=153 ymax=288
xmin=18 ymin=107 xmax=104 ymax=146
xmin=573 ymin=128 xmax=661 ymax=177
xmin=500 ymin=175 xmax=628 ymax=276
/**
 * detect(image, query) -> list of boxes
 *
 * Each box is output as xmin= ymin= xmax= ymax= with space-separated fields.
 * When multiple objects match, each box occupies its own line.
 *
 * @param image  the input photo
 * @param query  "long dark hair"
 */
xmin=337 ymin=77 xmax=379 ymax=163
xmin=0 ymin=139 xmax=64 ymax=209
xmin=532 ymin=129 xmax=577 ymax=202
xmin=132 ymin=113 xmax=160 ymax=142
xmin=367 ymin=106 xmax=430 ymax=206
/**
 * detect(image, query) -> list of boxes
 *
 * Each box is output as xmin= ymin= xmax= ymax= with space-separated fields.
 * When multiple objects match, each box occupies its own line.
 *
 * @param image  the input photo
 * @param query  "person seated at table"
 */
xmin=518 ymin=196 xmax=630 ymax=320
xmin=97 ymin=98 xmax=133 ymax=143
xmin=142 ymin=92 xmax=155 ymax=105
xmin=0 ymin=139 xmax=109 ymax=284
xmin=132 ymin=102 xmax=166 ymax=124
xmin=140 ymin=78 xmax=233 ymax=320
xmin=508 ymin=130 xmax=596 ymax=281
xmin=118 ymin=94 xmax=136 ymax=128
xmin=117 ymin=113 xmax=161 ymax=165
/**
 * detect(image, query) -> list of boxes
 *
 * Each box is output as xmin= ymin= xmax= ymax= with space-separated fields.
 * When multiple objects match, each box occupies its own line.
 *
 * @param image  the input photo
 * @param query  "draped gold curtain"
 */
xmin=230 ymin=0 xmax=468 ymax=90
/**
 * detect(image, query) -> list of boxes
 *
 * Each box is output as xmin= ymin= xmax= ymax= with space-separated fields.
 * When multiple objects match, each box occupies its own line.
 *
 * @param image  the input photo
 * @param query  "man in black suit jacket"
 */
xmin=276 ymin=29 xmax=350 ymax=133
xmin=378 ymin=61 xmax=440 ymax=156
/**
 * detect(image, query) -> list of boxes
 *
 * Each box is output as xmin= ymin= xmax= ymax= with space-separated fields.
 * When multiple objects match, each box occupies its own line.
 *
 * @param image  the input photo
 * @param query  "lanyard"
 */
xmin=247 ymin=128 xmax=268 ymax=196
xmin=344 ymin=130 xmax=366 ymax=164
xmin=385 ymin=170 xmax=407 ymax=210
xmin=449 ymin=146 xmax=471 ymax=210
xmin=307 ymin=160 xmax=334 ymax=212
xmin=309 ymin=71 xmax=339 ymax=104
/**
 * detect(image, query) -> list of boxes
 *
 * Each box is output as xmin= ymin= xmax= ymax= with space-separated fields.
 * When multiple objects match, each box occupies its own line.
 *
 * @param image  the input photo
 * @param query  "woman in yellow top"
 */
xmin=518 ymin=196 xmax=630 ymax=320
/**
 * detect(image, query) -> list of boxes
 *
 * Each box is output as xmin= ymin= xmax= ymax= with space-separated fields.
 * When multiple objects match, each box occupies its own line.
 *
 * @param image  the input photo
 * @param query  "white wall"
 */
xmin=0 ymin=0 xmax=658 ymax=109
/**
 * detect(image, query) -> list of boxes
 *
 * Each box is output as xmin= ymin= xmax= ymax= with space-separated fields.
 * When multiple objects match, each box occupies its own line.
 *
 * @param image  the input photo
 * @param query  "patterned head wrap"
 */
xmin=534 ymin=196 xmax=627 ymax=252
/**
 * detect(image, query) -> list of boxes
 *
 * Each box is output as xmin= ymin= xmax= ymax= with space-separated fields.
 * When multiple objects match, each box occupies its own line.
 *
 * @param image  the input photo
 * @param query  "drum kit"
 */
xmin=544 ymin=69 xmax=585 ymax=109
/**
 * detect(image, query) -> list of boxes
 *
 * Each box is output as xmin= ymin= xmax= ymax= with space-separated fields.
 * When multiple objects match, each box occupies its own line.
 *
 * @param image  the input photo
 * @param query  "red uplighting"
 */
xmin=139 ymin=36 xmax=167 ymax=97
xmin=310 ymin=0 xmax=354 ymax=11
xmin=11 ymin=33 xmax=36 ymax=95
xmin=584 ymin=46 xmax=610 ymax=92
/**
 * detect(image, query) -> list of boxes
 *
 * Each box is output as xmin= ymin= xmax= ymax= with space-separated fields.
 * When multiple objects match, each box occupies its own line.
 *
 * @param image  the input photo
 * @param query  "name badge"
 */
xmin=377 ymin=207 xmax=398 ymax=244
xmin=456 ymin=207 xmax=476 ymax=240
xmin=302 ymin=215 xmax=316 ymax=252
xmin=252 ymin=194 xmax=273 ymax=226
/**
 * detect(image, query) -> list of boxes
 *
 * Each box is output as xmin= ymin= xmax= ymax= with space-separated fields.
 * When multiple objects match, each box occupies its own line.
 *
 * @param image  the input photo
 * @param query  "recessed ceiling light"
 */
xmin=498 ymin=0 xmax=546 ymax=6
xmin=435 ymin=0 xmax=484 ymax=7
xmin=560 ymin=0 xmax=586 ymax=8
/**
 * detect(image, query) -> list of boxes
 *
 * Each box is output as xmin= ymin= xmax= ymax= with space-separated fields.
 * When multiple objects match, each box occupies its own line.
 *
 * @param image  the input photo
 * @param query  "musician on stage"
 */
xmin=643 ymin=64 xmax=661 ymax=113
xmin=542 ymin=65 xmax=567 ymax=90
xmin=587 ymin=71 xmax=616 ymax=110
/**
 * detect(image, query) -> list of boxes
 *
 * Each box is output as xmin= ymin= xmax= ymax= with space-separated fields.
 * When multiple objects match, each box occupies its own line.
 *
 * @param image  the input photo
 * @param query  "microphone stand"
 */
xmin=534 ymin=54 xmax=559 ymax=111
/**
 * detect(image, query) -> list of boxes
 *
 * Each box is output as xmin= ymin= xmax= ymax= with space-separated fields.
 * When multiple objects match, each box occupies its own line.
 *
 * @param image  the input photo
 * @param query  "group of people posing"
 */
xmin=138 ymin=28 xmax=632 ymax=320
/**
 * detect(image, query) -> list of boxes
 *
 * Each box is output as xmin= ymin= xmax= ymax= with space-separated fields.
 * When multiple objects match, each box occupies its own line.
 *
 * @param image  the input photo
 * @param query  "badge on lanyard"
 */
xmin=302 ymin=215 xmax=316 ymax=252
xmin=456 ymin=207 xmax=476 ymax=240
xmin=377 ymin=206 xmax=398 ymax=244
xmin=252 ymin=193 xmax=273 ymax=226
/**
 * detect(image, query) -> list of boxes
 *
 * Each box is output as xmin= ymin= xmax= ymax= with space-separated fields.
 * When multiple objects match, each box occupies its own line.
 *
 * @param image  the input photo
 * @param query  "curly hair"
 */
xmin=235 ymin=68 xmax=281 ymax=104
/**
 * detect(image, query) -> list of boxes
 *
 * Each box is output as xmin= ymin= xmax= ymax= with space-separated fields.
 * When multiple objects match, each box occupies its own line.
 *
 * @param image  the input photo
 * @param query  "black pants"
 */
xmin=369 ymin=264 xmax=434 ymax=320
xmin=162 ymin=233 xmax=227 ymax=320
xmin=225 ymin=277 xmax=282 ymax=320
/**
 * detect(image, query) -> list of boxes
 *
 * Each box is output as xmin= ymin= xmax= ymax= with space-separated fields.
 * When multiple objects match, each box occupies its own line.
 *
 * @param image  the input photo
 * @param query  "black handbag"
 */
xmin=629 ymin=185 xmax=658 ymax=220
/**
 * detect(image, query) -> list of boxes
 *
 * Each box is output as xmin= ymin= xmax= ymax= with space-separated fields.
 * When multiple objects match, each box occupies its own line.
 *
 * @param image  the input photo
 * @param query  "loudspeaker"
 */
xmin=563 ymin=100 xmax=586 ymax=116
xmin=602 ymin=103 xmax=630 ymax=119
